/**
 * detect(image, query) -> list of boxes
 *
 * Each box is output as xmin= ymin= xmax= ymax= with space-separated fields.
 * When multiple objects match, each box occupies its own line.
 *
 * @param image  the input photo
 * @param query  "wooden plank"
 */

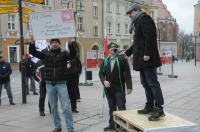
xmin=114 ymin=120 xmax=138 ymax=132
xmin=114 ymin=109 xmax=198 ymax=131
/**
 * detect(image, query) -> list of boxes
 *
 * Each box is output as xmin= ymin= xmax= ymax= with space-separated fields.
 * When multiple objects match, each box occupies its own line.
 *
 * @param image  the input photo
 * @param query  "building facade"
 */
xmin=194 ymin=0 xmax=200 ymax=61
xmin=0 ymin=0 xmax=179 ymax=68
xmin=152 ymin=0 xmax=179 ymax=57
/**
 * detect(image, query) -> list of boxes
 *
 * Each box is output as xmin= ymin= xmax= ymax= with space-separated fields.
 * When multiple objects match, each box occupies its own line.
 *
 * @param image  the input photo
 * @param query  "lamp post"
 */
xmin=157 ymin=20 xmax=164 ymax=75
xmin=65 ymin=1 xmax=92 ymax=86
xmin=192 ymin=31 xmax=200 ymax=66
xmin=19 ymin=0 xmax=26 ymax=104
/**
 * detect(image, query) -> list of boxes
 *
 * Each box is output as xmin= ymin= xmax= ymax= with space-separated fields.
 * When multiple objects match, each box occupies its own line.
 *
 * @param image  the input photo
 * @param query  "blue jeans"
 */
xmin=25 ymin=75 xmax=36 ymax=93
xmin=140 ymin=66 xmax=164 ymax=108
xmin=46 ymin=83 xmax=74 ymax=131
xmin=0 ymin=82 xmax=14 ymax=103
xmin=106 ymin=91 xmax=126 ymax=128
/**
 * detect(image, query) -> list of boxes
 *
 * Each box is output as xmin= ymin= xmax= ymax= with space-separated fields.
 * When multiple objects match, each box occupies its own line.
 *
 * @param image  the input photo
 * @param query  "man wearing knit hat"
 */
xmin=29 ymin=35 xmax=76 ymax=132
xmin=125 ymin=3 xmax=165 ymax=121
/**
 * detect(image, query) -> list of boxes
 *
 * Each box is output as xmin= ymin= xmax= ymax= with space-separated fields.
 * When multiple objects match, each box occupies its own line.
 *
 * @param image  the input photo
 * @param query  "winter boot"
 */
xmin=148 ymin=106 xmax=165 ymax=121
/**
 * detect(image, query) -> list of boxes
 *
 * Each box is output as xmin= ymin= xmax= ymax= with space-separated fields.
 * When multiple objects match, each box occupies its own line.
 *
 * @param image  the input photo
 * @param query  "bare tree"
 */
xmin=179 ymin=31 xmax=193 ymax=59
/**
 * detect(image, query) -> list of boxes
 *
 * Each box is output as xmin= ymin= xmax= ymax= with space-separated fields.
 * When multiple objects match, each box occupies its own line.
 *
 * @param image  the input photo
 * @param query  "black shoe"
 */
xmin=72 ymin=109 xmax=79 ymax=113
xmin=10 ymin=102 xmax=16 ymax=105
xmin=52 ymin=128 xmax=62 ymax=132
xmin=76 ymin=99 xmax=81 ymax=102
xmin=40 ymin=112 xmax=45 ymax=116
xmin=33 ymin=92 xmax=38 ymax=95
xmin=148 ymin=107 xmax=165 ymax=121
xmin=137 ymin=107 xmax=154 ymax=115
xmin=104 ymin=126 xmax=115 ymax=131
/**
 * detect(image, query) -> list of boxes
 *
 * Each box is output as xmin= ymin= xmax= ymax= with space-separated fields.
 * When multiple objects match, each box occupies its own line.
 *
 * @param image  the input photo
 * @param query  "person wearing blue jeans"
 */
xmin=25 ymin=75 xmax=37 ymax=95
xmin=29 ymin=35 xmax=76 ymax=132
xmin=46 ymin=83 xmax=73 ymax=131
xmin=0 ymin=54 xmax=16 ymax=106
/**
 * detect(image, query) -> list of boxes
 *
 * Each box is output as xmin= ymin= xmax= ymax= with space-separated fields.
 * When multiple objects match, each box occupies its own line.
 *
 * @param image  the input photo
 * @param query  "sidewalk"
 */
xmin=0 ymin=61 xmax=200 ymax=132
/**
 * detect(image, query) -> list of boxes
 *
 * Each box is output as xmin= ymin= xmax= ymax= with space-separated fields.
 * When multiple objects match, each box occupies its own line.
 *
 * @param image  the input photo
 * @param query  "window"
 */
xmin=62 ymin=0 xmax=67 ymax=2
xmin=93 ymin=6 xmax=98 ymax=17
xmin=44 ymin=0 xmax=50 ymax=6
xmin=93 ymin=26 xmax=98 ymax=37
xmin=149 ymin=11 xmax=154 ymax=19
xmin=107 ymin=22 xmax=111 ymax=34
xmin=8 ymin=14 xmax=16 ymax=30
xmin=117 ymin=23 xmax=120 ymax=34
xmin=9 ymin=46 xmax=18 ymax=63
xmin=116 ymin=5 xmax=120 ymax=13
xmin=125 ymin=24 xmax=128 ymax=34
xmin=107 ymin=3 xmax=111 ymax=12
xmin=78 ymin=17 xmax=83 ymax=30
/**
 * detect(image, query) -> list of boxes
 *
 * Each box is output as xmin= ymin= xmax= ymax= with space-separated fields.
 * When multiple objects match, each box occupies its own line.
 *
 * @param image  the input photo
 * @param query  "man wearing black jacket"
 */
xmin=125 ymin=3 xmax=165 ymax=121
xmin=99 ymin=43 xmax=132 ymax=131
xmin=0 ymin=54 xmax=16 ymax=106
xmin=29 ymin=35 xmax=76 ymax=132
xmin=66 ymin=56 xmax=82 ymax=113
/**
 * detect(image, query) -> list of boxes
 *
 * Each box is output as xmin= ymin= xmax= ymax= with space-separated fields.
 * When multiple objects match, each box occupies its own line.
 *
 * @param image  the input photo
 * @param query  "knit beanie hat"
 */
xmin=50 ymin=38 xmax=61 ymax=45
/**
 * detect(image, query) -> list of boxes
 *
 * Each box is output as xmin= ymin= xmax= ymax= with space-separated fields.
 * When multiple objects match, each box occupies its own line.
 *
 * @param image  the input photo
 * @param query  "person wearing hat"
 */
xmin=125 ymin=3 xmax=165 ymax=121
xmin=99 ymin=42 xmax=132 ymax=131
xmin=29 ymin=35 xmax=76 ymax=132
xmin=0 ymin=54 xmax=16 ymax=106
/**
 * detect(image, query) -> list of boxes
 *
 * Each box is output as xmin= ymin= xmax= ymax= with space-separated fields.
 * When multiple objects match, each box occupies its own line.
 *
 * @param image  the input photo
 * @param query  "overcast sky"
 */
xmin=162 ymin=0 xmax=198 ymax=34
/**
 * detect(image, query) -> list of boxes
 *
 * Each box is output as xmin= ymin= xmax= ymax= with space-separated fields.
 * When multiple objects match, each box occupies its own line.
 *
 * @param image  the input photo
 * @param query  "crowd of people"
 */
xmin=0 ymin=3 xmax=166 ymax=132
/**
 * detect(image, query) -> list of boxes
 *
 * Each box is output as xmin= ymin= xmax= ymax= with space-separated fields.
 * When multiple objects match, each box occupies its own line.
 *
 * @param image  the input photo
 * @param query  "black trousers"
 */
xmin=67 ymin=77 xmax=79 ymax=110
xmin=106 ymin=91 xmax=126 ymax=128
xmin=39 ymin=82 xmax=51 ymax=112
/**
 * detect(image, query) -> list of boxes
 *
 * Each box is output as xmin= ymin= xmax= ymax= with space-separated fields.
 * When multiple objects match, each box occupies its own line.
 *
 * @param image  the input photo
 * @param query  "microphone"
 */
xmin=113 ymin=48 xmax=124 ymax=57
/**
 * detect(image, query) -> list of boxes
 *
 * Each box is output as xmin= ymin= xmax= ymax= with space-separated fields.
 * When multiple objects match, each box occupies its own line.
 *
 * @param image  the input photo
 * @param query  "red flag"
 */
xmin=104 ymin=35 xmax=109 ymax=57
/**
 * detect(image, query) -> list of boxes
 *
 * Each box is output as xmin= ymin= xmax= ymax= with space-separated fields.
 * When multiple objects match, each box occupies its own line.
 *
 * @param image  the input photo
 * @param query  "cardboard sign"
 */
xmin=29 ymin=9 xmax=76 ymax=40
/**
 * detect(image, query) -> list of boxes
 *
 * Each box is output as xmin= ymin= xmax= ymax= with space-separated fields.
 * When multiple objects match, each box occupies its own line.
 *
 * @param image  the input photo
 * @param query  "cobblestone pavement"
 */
xmin=0 ymin=60 xmax=200 ymax=132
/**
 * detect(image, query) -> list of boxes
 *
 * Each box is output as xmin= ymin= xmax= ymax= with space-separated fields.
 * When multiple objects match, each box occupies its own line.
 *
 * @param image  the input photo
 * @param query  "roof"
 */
xmin=152 ymin=0 xmax=176 ymax=21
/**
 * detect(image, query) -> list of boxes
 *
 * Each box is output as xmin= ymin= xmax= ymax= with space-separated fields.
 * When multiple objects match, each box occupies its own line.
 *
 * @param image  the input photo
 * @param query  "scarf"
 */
xmin=129 ymin=11 xmax=143 ymax=34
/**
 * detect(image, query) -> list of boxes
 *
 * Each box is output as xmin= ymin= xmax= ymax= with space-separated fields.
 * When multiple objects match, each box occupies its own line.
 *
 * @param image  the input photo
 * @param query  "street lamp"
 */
xmin=65 ymin=1 xmax=92 ymax=86
xmin=192 ymin=31 xmax=200 ymax=66
xmin=157 ymin=20 xmax=166 ymax=75
xmin=19 ymin=0 xmax=27 ymax=104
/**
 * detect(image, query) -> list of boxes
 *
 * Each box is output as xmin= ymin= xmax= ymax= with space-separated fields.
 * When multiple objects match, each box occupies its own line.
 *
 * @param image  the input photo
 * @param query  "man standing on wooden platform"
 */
xmin=125 ymin=3 xmax=165 ymax=121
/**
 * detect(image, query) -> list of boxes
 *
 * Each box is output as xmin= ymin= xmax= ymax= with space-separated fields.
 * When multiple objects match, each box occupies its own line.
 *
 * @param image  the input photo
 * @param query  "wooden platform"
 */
xmin=114 ymin=109 xmax=199 ymax=132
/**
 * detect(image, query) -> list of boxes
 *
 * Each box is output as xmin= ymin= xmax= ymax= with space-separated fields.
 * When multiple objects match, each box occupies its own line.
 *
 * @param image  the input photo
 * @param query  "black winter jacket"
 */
xmin=19 ymin=57 xmax=35 ymax=77
xmin=125 ymin=12 xmax=161 ymax=71
xmin=0 ymin=61 xmax=12 ymax=83
xmin=66 ymin=56 xmax=82 ymax=80
xmin=29 ymin=43 xmax=76 ymax=83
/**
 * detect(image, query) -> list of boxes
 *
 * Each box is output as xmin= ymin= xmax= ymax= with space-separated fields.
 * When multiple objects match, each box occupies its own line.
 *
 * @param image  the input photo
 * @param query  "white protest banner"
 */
xmin=29 ymin=9 xmax=75 ymax=40
xmin=30 ymin=40 xmax=49 ymax=63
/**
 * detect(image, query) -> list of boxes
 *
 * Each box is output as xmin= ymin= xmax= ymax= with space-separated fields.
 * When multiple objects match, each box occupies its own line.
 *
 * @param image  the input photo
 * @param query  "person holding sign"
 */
xmin=29 ymin=35 xmax=76 ymax=132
